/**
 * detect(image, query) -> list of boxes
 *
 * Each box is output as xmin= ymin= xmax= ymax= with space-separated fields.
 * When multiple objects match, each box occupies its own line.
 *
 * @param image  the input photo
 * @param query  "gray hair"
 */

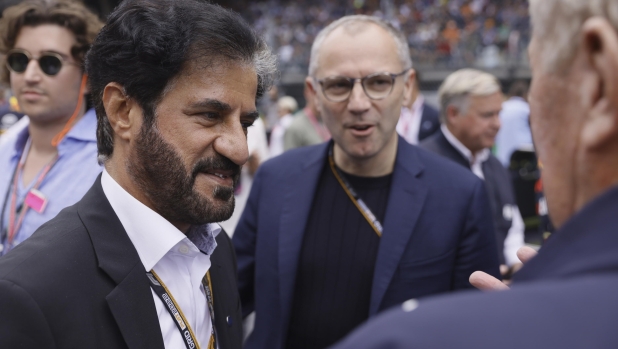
xmin=277 ymin=96 xmax=298 ymax=113
xmin=438 ymin=69 xmax=501 ymax=123
xmin=308 ymin=15 xmax=412 ymax=77
xmin=530 ymin=0 xmax=618 ymax=73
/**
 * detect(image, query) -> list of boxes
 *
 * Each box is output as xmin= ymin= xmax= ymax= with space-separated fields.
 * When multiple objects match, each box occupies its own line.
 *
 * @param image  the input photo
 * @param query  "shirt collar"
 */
xmin=411 ymin=95 xmax=424 ymax=114
xmin=101 ymin=169 xmax=220 ymax=271
xmin=441 ymin=124 xmax=490 ymax=165
xmin=9 ymin=108 xmax=98 ymax=159
xmin=63 ymin=108 xmax=97 ymax=143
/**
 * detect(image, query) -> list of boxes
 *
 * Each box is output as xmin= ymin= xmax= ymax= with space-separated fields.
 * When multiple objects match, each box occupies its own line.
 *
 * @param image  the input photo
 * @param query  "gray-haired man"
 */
xmin=233 ymin=15 xmax=500 ymax=349
xmin=333 ymin=1 xmax=618 ymax=348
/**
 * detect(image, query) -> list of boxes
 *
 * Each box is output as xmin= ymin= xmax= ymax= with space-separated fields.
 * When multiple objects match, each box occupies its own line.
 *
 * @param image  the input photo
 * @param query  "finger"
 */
xmin=516 ymin=246 xmax=538 ymax=264
xmin=469 ymin=271 xmax=510 ymax=291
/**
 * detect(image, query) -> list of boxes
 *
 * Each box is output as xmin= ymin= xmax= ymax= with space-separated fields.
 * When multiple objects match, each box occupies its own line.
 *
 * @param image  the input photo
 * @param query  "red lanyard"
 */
xmin=305 ymin=108 xmax=330 ymax=141
xmin=5 ymin=139 xmax=58 ymax=247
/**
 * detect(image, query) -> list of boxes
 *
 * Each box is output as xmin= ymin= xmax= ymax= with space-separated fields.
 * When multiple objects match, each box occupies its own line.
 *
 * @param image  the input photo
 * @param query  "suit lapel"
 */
xmin=278 ymin=143 xmax=329 ymax=334
xmin=370 ymin=138 xmax=427 ymax=315
xmin=78 ymin=177 xmax=164 ymax=349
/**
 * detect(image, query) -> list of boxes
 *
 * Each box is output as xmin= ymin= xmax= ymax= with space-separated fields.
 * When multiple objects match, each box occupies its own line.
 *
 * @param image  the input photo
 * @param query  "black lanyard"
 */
xmin=146 ymin=270 xmax=217 ymax=349
xmin=328 ymin=143 xmax=384 ymax=237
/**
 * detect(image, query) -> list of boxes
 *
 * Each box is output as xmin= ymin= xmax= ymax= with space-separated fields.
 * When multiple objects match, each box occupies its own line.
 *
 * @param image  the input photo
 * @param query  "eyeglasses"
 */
xmin=315 ymin=69 xmax=410 ymax=102
xmin=5 ymin=49 xmax=78 ymax=76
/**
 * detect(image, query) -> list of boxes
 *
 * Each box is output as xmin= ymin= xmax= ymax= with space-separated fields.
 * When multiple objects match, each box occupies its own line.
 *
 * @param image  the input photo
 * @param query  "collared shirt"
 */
xmin=0 ymin=109 xmax=102 ymax=255
xmin=441 ymin=124 xmax=490 ymax=179
xmin=495 ymin=97 xmax=533 ymax=167
xmin=397 ymin=95 xmax=425 ymax=145
xmin=101 ymin=170 xmax=220 ymax=349
xmin=442 ymin=124 xmax=524 ymax=265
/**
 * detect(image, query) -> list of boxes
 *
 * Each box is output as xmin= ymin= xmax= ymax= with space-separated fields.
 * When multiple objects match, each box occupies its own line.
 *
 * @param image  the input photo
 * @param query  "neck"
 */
xmin=333 ymin=134 xmax=398 ymax=177
xmin=27 ymin=107 xmax=86 ymax=154
xmin=105 ymin=158 xmax=191 ymax=234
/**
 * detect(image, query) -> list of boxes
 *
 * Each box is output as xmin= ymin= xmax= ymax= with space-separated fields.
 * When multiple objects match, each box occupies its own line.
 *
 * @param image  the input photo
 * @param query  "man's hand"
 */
xmin=469 ymin=246 xmax=538 ymax=291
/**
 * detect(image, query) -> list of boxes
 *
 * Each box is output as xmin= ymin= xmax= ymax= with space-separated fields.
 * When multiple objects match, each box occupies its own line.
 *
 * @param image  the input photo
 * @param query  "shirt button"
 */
xmin=179 ymin=245 xmax=190 ymax=255
xmin=226 ymin=316 xmax=233 ymax=326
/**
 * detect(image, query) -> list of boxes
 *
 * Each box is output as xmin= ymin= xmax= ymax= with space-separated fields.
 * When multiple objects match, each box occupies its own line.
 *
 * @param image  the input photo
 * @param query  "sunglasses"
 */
xmin=5 ymin=49 xmax=78 ymax=76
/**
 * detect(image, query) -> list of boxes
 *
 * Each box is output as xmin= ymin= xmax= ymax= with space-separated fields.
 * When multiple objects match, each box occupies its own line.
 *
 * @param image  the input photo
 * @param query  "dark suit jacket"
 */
xmin=0 ymin=177 xmax=242 ymax=349
xmin=233 ymin=137 xmax=500 ymax=349
xmin=421 ymin=129 xmax=519 ymax=264
xmin=417 ymin=102 xmax=440 ymax=142
xmin=331 ymin=185 xmax=618 ymax=349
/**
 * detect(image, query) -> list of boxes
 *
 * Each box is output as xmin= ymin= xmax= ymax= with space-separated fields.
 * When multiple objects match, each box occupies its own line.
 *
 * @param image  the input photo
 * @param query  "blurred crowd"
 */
xmin=240 ymin=0 xmax=529 ymax=71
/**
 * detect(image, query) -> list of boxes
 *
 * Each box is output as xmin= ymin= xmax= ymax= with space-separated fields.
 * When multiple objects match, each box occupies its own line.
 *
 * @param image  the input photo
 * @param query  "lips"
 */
xmin=199 ymin=169 xmax=236 ymax=187
xmin=348 ymin=124 xmax=376 ymax=137
xmin=20 ymin=89 xmax=45 ymax=101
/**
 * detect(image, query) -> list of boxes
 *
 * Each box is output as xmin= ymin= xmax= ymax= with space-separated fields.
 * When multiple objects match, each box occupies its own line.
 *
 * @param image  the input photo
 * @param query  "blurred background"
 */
xmin=0 ymin=0 xmax=542 ymax=244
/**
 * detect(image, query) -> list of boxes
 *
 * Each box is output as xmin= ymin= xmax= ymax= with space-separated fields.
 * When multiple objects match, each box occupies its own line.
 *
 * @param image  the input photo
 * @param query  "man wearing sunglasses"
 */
xmin=233 ymin=15 xmax=500 ymax=349
xmin=0 ymin=0 xmax=103 ymax=255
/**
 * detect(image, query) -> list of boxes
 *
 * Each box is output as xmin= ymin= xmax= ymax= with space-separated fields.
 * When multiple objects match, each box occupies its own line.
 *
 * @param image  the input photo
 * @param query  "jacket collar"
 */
xmin=77 ymin=175 xmax=165 ymax=349
xmin=514 ymin=185 xmax=618 ymax=283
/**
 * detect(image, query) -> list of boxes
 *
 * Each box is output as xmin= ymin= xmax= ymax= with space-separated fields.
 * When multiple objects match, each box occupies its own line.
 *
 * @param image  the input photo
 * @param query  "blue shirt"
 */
xmin=0 ymin=109 xmax=102 ymax=255
xmin=495 ymin=97 xmax=533 ymax=167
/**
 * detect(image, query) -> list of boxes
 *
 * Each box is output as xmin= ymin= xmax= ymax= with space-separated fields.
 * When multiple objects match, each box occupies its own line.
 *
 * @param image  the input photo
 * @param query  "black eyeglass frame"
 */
xmin=5 ymin=49 xmax=79 ymax=76
xmin=314 ymin=68 xmax=411 ymax=102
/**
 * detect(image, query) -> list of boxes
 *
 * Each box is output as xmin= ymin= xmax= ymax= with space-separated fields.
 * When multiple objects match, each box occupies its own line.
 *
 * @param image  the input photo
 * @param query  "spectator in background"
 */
xmin=495 ymin=80 xmax=533 ymax=167
xmin=0 ymin=0 xmax=103 ymax=255
xmin=284 ymin=84 xmax=330 ymax=151
xmin=269 ymin=95 xmax=297 ymax=157
xmin=233 ymin=15 xmax=499 ymax=349
xmin=261 ymin=84 xmax=280 ymax=135
xmin=420 ymin=69 xmax=525 ymax=277
xmin=396 ymin=76 xmax=440 ymax=145
xmin=220 ymin=116 xmax=269 ymax=236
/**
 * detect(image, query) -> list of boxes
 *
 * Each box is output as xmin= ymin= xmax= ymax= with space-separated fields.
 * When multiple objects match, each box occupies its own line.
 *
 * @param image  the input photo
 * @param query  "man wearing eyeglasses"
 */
xmin=0 ymin=0 xmax=103 ymax=255
xmin=233 ymin=15 xmax=500 ymax=349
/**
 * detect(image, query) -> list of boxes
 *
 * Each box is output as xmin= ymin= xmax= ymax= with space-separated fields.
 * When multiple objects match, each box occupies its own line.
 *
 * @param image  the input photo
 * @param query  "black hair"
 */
xmin=85 ymin=0 xmax=276 ymax=160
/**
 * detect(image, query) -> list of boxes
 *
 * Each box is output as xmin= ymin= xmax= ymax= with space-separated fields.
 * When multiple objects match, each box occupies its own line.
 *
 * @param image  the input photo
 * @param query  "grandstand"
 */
xmin=0 ymin=0 xmax=531 ymax=92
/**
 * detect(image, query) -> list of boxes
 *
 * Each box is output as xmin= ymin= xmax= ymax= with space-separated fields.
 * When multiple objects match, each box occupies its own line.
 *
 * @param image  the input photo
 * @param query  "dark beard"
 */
xmin=127 ymin=123 xmax=241 ymax=226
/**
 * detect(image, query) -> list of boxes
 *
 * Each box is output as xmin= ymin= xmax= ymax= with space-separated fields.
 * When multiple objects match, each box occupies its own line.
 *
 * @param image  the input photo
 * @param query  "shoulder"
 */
xmin=336 ymin=275 xmax=618 ymax=349
xmin=406 ymin=141 xmax=480 ymax=189
xmin=0 ymin=204 xmax=92 ymax=284
xmin=258 ymin=142 xmax=325 ymax=176
xmin=286 ymin=112 xmax=310 ymax=133
xmin=0 ymin=116 xmax=29 ymax=150
xmin=421 ymin=102 xmax=439 ymax=118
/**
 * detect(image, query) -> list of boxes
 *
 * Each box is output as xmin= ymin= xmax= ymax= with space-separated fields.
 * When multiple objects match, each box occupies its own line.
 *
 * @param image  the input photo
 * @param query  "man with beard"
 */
xmin=0 ymin=0 xmax=276 ymax=348
xmin=331 ymin=0 xmax=618 ymax=348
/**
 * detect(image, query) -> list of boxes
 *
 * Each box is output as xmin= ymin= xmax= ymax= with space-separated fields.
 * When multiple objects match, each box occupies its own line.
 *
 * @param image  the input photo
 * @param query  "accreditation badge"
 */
xmin=25 ymin=188 xmax=48 ymax=214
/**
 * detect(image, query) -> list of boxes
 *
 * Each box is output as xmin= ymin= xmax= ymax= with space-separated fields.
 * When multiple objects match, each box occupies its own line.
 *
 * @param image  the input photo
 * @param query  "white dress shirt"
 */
xmin=269 ymin=113 xmax=294 ymax=157
xmin=442 ymin=125 xmax=525 ymax=265
xmin=101 ymin=170 xmax=220 ymax=348
xmin=396 ymin=95 xmax=425 ymax=145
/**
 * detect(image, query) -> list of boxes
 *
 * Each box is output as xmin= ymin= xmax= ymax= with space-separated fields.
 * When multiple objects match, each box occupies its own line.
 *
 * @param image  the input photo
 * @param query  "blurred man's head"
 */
xmin=438 ymin=69 xmax=503 ymax=154
xmin=277 ymin=96 xmax=298 ymax=117
xmin=0 ymin=0 xmax=102 ymax=123
xmin=306 ymin=15 xmax=414 ymax=166
xmin=528 ymin=0 xmax=618 ymax=227
xmin=86 ymin=0 xmax=276 ymax=230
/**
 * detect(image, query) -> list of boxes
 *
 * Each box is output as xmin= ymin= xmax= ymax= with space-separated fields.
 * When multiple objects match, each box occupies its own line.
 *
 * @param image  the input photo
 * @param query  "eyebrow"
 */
xmin=188 ymin=98 xmax=259 ymax=120
xmin=189 ymin=98 xmax=232 ymax=112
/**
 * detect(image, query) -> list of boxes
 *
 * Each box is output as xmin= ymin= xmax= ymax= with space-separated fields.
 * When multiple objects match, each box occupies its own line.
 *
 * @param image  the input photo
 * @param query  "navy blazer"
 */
xmin=418 ymin=102 xmax=441 ymax=142
xmin=233 ymin=137 xmax=500 ymax=349
xmin=331 ymin=185 xmax=618 ymax=349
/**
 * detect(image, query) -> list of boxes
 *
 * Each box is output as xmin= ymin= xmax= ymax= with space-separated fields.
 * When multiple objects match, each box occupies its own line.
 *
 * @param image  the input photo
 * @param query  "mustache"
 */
xmin=191 ymin=154 xmax=241 ymax=182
